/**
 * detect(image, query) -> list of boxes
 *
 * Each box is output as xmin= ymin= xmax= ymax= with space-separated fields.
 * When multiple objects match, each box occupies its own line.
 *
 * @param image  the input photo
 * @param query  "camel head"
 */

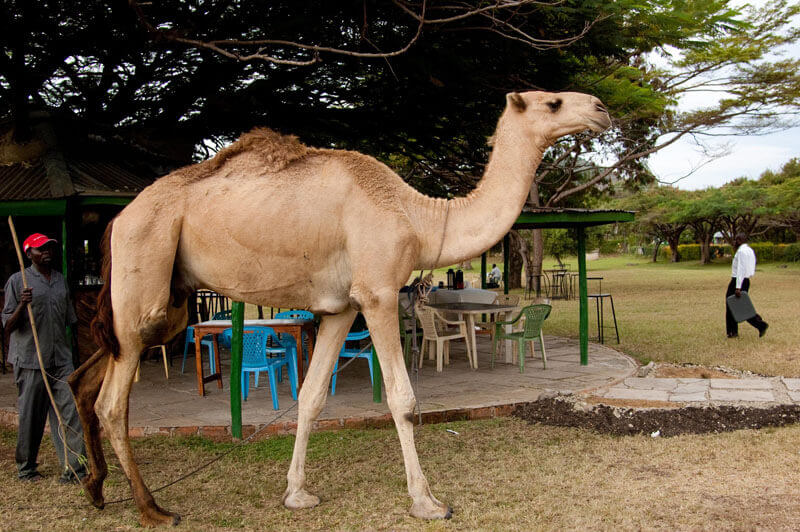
xmin=504 ymin=90 xmax=611 ymax=142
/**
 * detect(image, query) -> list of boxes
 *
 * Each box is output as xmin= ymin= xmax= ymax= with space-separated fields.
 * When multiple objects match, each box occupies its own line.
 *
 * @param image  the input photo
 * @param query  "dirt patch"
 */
xmin=583 ymin=396 xmax=678 ymax=409
xmin=514 ymin=396 xmax=800 ymax=437
xmin=653 ymin=366 xmax=736 ymax=379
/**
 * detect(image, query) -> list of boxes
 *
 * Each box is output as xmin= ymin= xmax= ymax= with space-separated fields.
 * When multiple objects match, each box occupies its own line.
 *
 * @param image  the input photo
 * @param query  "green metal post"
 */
xmin=371 ymin=346 xmax=382 ymax=403
xmin=480 ymin=252 xmax=487 ymax=290
xmin=577 ymin=227 xmax=588 ymax=365
xmin=502 ymin=234 xmax=510 ymax=295
xmin=230 ymin=301 xmax=244 ymax=438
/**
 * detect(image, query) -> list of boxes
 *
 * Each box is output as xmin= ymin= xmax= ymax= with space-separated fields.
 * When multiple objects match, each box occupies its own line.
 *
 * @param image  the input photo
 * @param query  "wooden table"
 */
xmin=427 ymin=302 xmax=518 ymax=369
xmin=193 ymin=318 xmax=316 ymax=396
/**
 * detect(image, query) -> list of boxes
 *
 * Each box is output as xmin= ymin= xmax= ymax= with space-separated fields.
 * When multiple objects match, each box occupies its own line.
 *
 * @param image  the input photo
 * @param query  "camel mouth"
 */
xmin=587 ymin=113 xmax=612 ymax=133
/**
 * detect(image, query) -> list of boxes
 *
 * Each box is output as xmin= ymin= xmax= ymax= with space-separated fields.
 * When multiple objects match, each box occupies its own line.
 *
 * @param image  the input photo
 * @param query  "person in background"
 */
xmin=486 ymin=264 xmax=502 ymax=288
xmin=2 ymin=233 xmax=86 ymax=483
xmin=726 ymin=232 xmax=769 ymax=338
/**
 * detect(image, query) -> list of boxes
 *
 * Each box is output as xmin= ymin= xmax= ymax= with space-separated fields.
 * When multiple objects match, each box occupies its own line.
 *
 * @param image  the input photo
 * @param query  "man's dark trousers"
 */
xmin=725 ymin=277 xmax=767 ymax=336
xmin=14 ymin=363 xmax=86 ymax=479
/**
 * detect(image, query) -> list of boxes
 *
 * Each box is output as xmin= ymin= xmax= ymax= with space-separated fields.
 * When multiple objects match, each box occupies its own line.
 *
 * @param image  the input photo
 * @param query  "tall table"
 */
xmin=426 ymin=302 xmax=518 ymax=369
xmin=192 ymin=318 xmax=316 ymax=396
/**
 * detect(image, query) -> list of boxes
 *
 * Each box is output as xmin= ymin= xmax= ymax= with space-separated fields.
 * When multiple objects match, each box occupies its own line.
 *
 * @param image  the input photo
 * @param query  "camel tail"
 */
xmin=90 ymin=218 xmax=121 ymax=359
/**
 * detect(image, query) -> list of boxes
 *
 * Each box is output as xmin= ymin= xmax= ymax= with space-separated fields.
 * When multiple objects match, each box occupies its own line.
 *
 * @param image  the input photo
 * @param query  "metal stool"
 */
xmin=525 ymin=273 xmax=548 ymax=299
xmin=587 ymin=277 xmax=619 ymax=344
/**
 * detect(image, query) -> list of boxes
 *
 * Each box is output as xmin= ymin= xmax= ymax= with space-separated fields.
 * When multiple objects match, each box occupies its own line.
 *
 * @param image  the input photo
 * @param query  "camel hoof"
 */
xmin=81 ymin=476 xmax=105 ymax=510
xmin=282 ymin=488 xmax=321 ymax=510
xmin=410 ymin=498 xmax=452 ymax=520
xmin=139 ymin=506 xmax=181 ymax=528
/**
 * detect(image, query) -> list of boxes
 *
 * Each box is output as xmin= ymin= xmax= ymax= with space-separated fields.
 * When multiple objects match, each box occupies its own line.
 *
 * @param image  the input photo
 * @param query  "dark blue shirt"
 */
xmin=2 ymin=266 xmax=77 ymax=369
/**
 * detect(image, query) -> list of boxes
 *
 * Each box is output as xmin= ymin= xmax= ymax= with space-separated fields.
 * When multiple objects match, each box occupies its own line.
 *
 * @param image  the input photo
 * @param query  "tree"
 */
xmin=617 ymin=186 xmax=689 ymax=262
xmin=679 ymin=188 xmax=722 ymax=264
xmin=715 ymin=178 xmax=771 ymax=246
xmin=519 ymin=0 xmax=800 ymax=282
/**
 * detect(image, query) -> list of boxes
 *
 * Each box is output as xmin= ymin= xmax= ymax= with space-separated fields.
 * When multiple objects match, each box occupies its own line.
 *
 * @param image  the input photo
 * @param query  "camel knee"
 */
xmin=387 ymin=391 xmax=416 ymax=419
xmin=137 ymin=308 xmax=171 ymax=347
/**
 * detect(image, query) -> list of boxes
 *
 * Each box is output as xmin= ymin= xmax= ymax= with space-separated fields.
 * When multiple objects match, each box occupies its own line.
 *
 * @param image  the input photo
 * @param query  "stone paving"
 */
xmin=0 ymin=335 xmax=636 ymax=435
xmin=596 ymin=376 xmax=800 ymax=405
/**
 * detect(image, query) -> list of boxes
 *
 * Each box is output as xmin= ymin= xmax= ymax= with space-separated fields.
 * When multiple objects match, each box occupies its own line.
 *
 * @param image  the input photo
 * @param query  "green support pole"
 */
xmin=371 ymin=346 xmax=382 ymax=403
xmin=577 ymin=227 xmax=588 ymax=366
xmin=61 ymin=217 xmax=75 ymax=361
xmin=502 ymin=234 xmax=510 ymax=295
xmin=480 ymin=252 xmax=487 ymax=290
xmin=230 ymin=301 xmax=244 ymax=438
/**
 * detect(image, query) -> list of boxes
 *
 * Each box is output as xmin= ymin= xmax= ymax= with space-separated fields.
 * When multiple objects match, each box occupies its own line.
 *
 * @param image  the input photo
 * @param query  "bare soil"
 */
xmin=514 ymin=396 xmax=800 ymax=437
xmin=652 ymin=365 xmax=737 ymax=379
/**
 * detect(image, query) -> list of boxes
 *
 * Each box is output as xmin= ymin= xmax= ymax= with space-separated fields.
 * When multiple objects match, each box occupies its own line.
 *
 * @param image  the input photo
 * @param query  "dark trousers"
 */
xmin=14 ymin=364 xmax=86 ymax=479
xmin=725 ymin=277 xmax=767 ymax=336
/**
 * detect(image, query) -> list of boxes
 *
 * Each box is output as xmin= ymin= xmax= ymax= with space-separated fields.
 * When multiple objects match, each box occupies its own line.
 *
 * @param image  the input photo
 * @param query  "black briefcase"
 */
xmin=726 ymin=291 xmax=757 ymax=322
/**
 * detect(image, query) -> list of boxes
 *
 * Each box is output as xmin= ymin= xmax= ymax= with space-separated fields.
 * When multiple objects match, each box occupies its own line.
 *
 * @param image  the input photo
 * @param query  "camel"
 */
xmin=67 ymin=90 xmax=610 ymax=526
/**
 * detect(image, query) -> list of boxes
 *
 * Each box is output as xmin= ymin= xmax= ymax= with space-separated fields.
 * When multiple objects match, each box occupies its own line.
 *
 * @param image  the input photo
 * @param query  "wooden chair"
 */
xmin=417 ymin=306 xmax=471 ymax=372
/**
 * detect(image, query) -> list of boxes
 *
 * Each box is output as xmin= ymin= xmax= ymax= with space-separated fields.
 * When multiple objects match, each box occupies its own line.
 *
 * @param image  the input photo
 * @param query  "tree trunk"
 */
xmin=699 ymin=238 xmax=711 ymax=264
xmin=652 ymin=241 xmax=661 ymax=262
xmin=668 ymin=236 xmax=681 ymax=262
xmin=507 ymin=230 xmax=525 ymax=289
xmin=509 ymin=230 xmax=530 ymax=290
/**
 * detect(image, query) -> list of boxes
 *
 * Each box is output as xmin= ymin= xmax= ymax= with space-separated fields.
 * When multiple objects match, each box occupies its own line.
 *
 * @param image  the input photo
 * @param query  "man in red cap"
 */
xmin=2 ymin=233 xmax=86 ymax=483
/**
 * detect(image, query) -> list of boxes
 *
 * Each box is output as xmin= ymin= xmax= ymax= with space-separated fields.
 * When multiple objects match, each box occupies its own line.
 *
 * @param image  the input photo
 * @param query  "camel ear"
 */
xmin=506 ymin=92 xmax=527 ymax=112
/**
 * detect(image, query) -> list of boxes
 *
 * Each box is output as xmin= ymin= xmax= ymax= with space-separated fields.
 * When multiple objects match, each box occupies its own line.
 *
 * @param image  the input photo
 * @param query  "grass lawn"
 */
xmin=2 ymin=419 xmax=800 ymax=530
xmin=536 ymin=255 xmax=800 ymax=377
xmin=2 ymin=256 xmax=798 ymax=529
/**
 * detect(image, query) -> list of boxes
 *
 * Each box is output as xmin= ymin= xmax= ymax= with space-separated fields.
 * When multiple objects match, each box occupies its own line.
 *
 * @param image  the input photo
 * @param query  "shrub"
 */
xmin=599 ymin=238 xmax=623 ymax=254
xmin=660 ymin=242 xmax=799 ymax=262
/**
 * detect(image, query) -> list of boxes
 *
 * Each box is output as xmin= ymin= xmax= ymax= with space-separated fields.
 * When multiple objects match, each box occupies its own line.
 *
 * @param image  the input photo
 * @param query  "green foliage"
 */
xmin=660 ymin=243 xmax=800 ymax=262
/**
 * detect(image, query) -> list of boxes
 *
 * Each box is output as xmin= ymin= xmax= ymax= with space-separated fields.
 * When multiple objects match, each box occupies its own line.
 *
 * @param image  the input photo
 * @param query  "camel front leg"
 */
xmin=361 ymin=292 xmax=452 ymax=519
xmin=96 ymin=345 xmax=180 ymax=527
xmin=283 ymin=309 xmax=356 ymax=510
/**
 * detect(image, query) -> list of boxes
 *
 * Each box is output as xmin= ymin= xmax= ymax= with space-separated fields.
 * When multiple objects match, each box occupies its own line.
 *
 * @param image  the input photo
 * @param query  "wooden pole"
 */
xmin=8 ymin=216 xmax=76 ymax=476
xmin=577 ymin=226 xmax=588 ymax=366
xmin=230 ymin=301 xmax=244 ymax=439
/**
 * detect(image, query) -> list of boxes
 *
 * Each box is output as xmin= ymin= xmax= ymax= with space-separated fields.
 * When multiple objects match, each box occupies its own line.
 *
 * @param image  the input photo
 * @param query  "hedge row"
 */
xmin=659 ymin=243 xmax=800 ymax=262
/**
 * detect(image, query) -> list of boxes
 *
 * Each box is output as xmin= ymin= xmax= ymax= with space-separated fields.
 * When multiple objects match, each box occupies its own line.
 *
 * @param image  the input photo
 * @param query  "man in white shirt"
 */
xmin=486 ymin=264 xmax=502 ymax=288
xmin=726 ymin=233 xmax=768 ymax=338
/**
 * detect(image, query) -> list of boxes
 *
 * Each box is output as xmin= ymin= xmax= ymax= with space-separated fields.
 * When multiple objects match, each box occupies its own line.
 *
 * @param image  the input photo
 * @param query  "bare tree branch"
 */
xmin=129 ymin=0 xmax=590 ymax=65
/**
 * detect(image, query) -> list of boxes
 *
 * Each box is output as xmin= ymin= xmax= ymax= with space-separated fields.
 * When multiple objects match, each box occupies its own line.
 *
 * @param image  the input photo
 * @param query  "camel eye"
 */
xmin=546 ymin=99 xmax=562 ymax=112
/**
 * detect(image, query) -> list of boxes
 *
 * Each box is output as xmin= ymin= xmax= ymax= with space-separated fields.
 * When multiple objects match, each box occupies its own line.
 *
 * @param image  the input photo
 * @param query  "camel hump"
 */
xmin=178 ymin=127 xmax=311 ymax=182
xmin=215 ymin=127 xmax=309 ymax=173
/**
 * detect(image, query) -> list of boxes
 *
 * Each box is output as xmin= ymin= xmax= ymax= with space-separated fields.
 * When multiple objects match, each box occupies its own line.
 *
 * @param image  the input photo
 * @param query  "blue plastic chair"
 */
xmin=331 ymin=329 xmax=374 ymax=395
xmin=181 ymin=310 xmax=233 ymax=373
xmin=239 ymin=326 xmax=298 ymax=410
xmin=274 ymin=310 xmax=314 ymax=365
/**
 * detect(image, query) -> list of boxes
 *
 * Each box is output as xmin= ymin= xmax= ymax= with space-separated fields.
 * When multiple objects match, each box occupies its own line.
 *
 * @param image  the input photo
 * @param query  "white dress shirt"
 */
xmin=731 ymin=243 xmax=756 ymax=289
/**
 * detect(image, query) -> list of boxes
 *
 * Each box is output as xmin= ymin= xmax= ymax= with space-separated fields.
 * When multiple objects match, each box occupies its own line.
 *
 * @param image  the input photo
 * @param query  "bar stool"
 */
xmin=586 ymin=277 xmax=619 ymax=344
xmin=525 ymin=272 xmax=548 ymax=299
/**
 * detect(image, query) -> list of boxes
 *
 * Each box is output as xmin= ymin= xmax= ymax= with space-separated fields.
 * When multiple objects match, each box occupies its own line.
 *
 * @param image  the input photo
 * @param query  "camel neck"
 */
xmin=413 ymin=111 xmax=546 ymax=268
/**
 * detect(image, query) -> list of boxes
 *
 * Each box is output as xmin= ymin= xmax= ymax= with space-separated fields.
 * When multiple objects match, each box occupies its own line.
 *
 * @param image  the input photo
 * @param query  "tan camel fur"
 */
xmin=68 ymin=91 xmax=610 ymax=526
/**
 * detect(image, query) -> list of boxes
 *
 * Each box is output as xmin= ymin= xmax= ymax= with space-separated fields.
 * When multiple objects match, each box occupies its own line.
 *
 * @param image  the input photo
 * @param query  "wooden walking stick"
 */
xmin=8 ymin=216 xmax=78 ymax=479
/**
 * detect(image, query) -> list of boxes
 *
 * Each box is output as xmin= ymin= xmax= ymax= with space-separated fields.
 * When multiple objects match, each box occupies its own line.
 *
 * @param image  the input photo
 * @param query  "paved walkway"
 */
xmin=594 ymin=376 xmax=800 ymax=405
xmin=0 ymin=335 xmax=636 ymax=436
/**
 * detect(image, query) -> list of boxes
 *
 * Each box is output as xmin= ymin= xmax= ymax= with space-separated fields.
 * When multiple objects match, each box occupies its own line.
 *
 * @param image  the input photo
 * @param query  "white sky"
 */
xmin=646 ymin=0 xmax=800 ymax=190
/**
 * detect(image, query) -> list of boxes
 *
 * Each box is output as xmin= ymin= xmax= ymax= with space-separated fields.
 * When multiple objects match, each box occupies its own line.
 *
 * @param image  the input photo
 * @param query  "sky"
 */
xmin=646 ymin=1 xmax=800 ymax=190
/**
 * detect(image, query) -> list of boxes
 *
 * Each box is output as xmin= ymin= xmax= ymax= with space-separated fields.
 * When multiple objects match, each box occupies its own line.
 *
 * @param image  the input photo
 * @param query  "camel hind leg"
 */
xmin=68 ymin=349 xmax=111 ymax=509
xmin=96 ymin=337 xmax=180 ymax=527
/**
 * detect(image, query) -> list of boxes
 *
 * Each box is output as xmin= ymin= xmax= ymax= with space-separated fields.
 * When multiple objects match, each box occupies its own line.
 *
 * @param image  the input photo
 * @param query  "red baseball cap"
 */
xmin=23 ymin=233 xmax=57 ymax=253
